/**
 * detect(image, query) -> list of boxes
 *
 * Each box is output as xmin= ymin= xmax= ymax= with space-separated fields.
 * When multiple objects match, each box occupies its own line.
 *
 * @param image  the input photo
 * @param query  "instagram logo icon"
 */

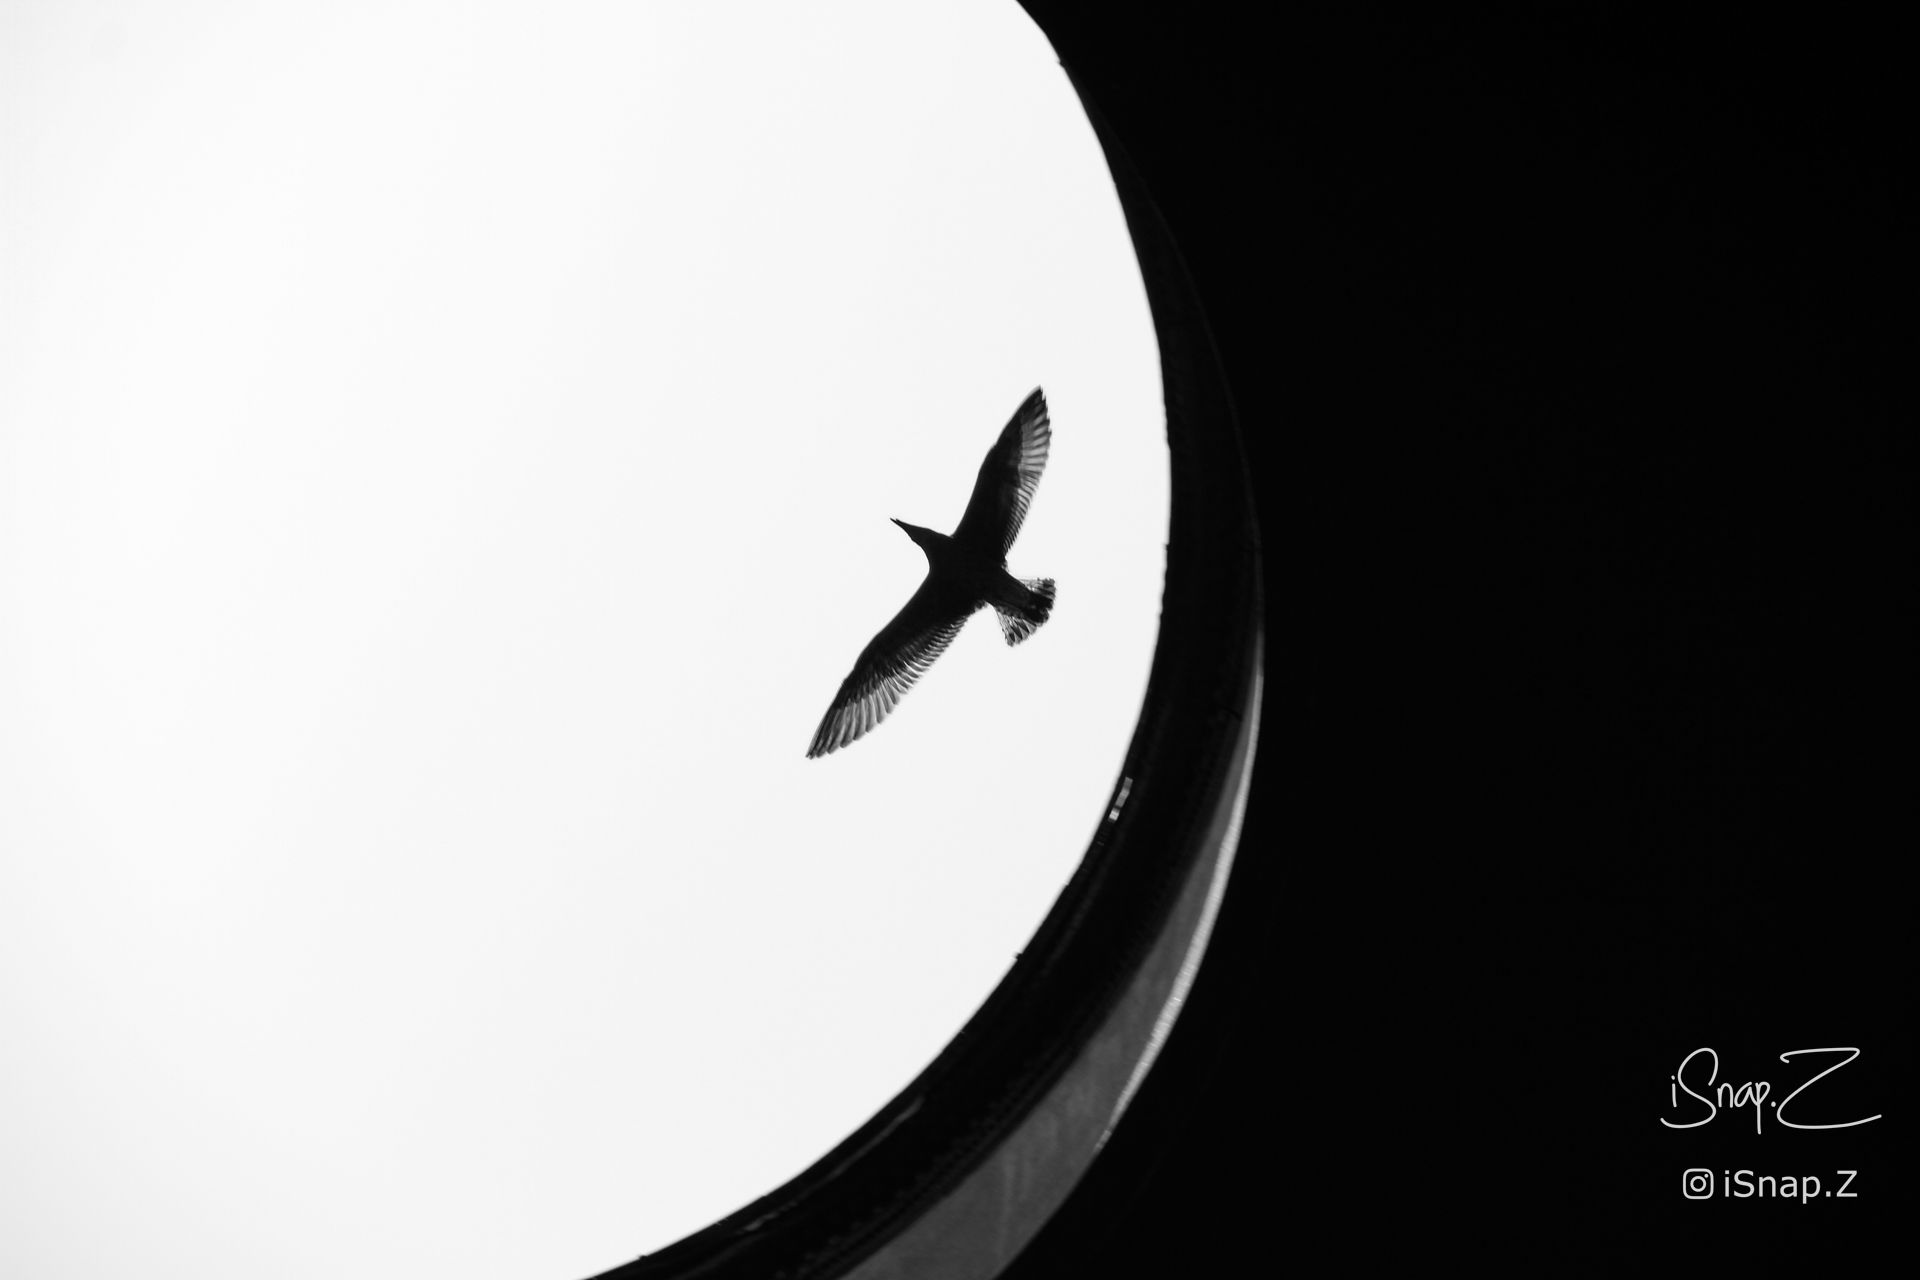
xmin=1681 ymin=1168 xmax=1715 ymax=1200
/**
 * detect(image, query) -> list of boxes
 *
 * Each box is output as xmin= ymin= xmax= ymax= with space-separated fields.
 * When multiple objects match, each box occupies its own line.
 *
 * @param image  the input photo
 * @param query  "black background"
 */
xmin=1007 ymin=3 xmax=1907 ymax=1272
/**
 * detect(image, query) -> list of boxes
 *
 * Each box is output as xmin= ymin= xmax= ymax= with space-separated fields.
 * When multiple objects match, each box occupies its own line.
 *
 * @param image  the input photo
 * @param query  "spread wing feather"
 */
xmin=951 ymin=388 xmax=1050 ymax=559
xmin=806 ymin=578 xmax=970 ymax=758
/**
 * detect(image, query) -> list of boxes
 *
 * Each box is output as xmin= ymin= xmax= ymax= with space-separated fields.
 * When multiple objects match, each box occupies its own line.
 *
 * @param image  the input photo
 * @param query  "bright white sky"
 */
xmin=0 ymin=3 xmax=1165 ymax=1276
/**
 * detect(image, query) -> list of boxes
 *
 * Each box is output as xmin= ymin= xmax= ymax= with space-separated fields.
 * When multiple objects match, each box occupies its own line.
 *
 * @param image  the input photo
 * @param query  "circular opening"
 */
xmin=0 ymin=4 xmax=1167 ymax=1277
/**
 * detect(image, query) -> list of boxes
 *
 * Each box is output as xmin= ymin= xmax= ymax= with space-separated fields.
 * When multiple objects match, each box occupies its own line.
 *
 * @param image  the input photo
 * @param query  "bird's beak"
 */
xmin=890 ymin=518 xmax=909 ymax=533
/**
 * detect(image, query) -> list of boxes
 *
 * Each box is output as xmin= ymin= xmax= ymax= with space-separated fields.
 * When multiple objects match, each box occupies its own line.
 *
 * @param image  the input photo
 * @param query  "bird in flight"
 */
xmin=807 ymin=388 xmax=1056 ymax=758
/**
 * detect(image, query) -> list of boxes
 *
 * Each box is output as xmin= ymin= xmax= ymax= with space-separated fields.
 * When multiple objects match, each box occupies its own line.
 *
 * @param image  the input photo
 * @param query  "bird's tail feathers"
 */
xmin=996 ymin=578 xmax=1056 ymax=646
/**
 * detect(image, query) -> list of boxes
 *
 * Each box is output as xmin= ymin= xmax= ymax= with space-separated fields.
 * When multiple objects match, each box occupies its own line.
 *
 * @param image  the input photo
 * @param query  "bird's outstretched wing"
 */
xmin=951 ymin=388 xmax=1050 ymax=559
xmin=807 ymin=577 xmax=969 ymax=758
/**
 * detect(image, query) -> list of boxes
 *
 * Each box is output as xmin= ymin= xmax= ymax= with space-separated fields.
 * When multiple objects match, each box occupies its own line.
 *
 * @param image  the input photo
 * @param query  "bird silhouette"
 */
xmin=807 ymin=388 xmax=1056 ymax=758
